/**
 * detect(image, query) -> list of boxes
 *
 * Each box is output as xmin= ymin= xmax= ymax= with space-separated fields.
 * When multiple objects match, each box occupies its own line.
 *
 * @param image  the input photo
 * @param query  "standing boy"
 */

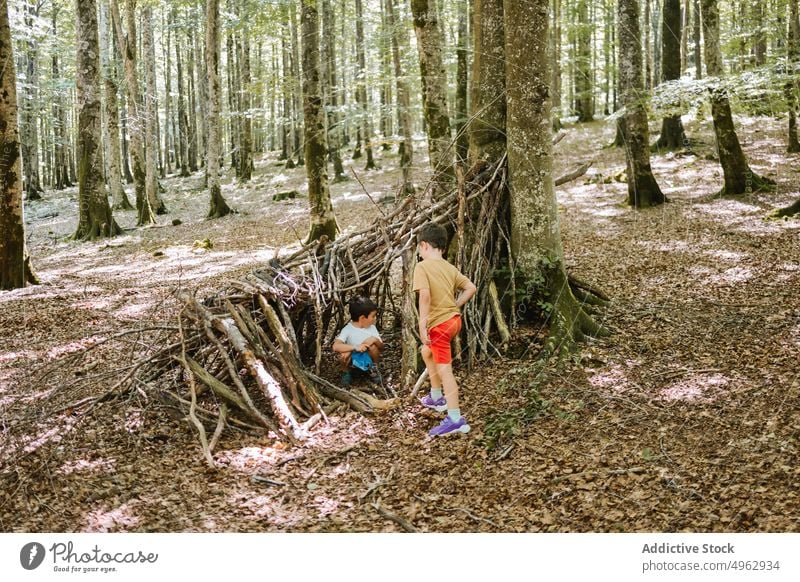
xmin=414 ymin=223 xmax=477 ymax=436
xmin=333 ymin=296 xmax=384 ymax=386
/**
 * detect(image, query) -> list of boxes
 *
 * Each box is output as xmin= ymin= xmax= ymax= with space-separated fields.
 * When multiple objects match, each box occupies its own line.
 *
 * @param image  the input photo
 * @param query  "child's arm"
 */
xmin=332 ymin=339 xmax=354 ymax=353
xmin=418 ymin=288 xmax=431 ymax=344
xmin=456 ymin=280 xmax=477 ymax=308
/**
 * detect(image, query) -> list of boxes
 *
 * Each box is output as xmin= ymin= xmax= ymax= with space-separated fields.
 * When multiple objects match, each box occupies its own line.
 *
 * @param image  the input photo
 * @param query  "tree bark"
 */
xmin=290 ymin=1 xmax=304 ymax=166
xmin=355 ymin=0 xmax=376 ymax=170
xmin=387 ymin=0 xmax=414 ymax=193
xmin=656 ymin=0 xmax=687 ymax=150
xmin=469 ymin=0 xmax=505 ymax=163
xmin=75 ymin=0 xmax=121 ymax=240
xmin=454 ymin=0 xmax=469 ymax=166
xmin=693 ymin=0 xmax=702 ymax=79
xmin=302 ymin=0 xmax=338 ymax=243
xmin=142 ymin=7 xmax=164 ymax=217
xmin=504 ymin=0 xmax=605 ymax=349
xmin=410 ymin=0 xmax=453 ymax=198
xmin=175 ymin=23 xmax=190 ymax=177
xmin=700 ymin=0 xmax=774 ymax=195
xmin=110 ymin=0 xmax=155 ymax=225
xmin=0 ymin=0 xmax=35 ymax=289
xmin=51 ymin=8 xmax=73 ymax=190
xmin=238 ymin=26 xmax=254 ymax=181
xmin=20 ymin=0 xmax=43 ymax=200
xmin=786 ymin=0 xmax=800 ymax=152
xmin=321 ymin=0 xmax=346 ymax=182
xmin=617 ymin=0 xmax=665 ymax=207
xmin=206 ymin=0 xmax=233 ymax=218
xmin=574 ymin=0 xmax=594 ymax=121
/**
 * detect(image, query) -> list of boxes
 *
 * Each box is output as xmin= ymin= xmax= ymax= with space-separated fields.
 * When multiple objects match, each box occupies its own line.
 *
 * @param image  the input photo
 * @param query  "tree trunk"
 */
xmin=238 ymin=28 xmax=254 ymax=181
xmin=187 ymin=31 xmax=200 ymax=172
xmin=618 ymin=0 xmax=666 ymax=207
xmin=700 ymin=0 xmax=774 ymax=195
xmin=504 ymin=0 xmax=605 ymax=349
xmin=753 ymin=2 xmax=767 ymax=66
xmin=656 ymin=0 xmax=687 ymax=150
xmin=0 ymin=0 xmax=36 ymax=289
xmin=176 ymin=24 xmax=190 ymax=177
xmin=302 ymin=0 xmax=338 ymax=243
xmin=574 ymin=0 xmax=594 ymax=121
xmin=206 ymin=0 xmax=233 ymax=218
xmin=226 ymin=21 xmax=240 ymax=174
xmin=51 ymin=8 xmax=73 ymax=190
xmin=469 ymin=0 xmax=506 ymax=163
xmin=387 ymin=0 xmax=414 ymax=193
xmin=75 ymin=0 xmax=121 ymax=240
xmin=355 ymin=0 xmax=377 ymax=170
xmin=681 ymin=0 xmax=689 ymax=74
xmin=410 ymin=0 xmax=453 ymax=197
xmin=20 ymin=0 xmax=43 ymax=200
xmin=290 ymin=1 xmax=304 ymax=166
xmin=454 ymin=0 xmax=469 ymax=167
xmin=99 ymin=0 xmax=132 ymax=210
xmin=163 ymin=9 xmax=172 ymax=176
xmin=281 ymin=18 xmax=294 ymax=167
xmin=693 ymin=0 xmax=701 ymax=79
xmin=786 ymin=0 xmax=800 ymax=152
xmin=321 ymin=0 xmax=346 ymax=182
xmin=379 ymin=0 xmax=393 ymax=151
xmin=111 ymin=0 xmax=155 ymax=225
xmin=142 ymin=6 xmax=165 ymax=215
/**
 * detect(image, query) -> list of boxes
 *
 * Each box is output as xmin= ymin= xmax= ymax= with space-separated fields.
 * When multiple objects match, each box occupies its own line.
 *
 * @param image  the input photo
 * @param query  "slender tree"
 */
xmin=1 ymin=0 xmax=36 ymax=289
xmin=206 ymin=0 xmax=233 ymax=218
xmin=75 ymin=0 xmax=121 ymax=240
xmin=354 ymin=0 xmax=376 ymax=169
xmin=656 ymin=0 xmax=687 ymax=149
xmin=699 ymin=0 xmax=774 ymax=195
xmin=618 ymin=0 xmax=665 ymax=207
xmin=51 ymin=7 xmax=72 ymax=190
xmin=20 ymin=0 xmax=43 ymax=200
xmin=321 ymin=0 xmax=346 ymax=181
xmin=386 ymin=0 xmax=414 ymax=193
xmin=786 ymin=0 xmax=800 ymax=152
xmin=454 ymin=0 xmax=469 ymax=166
xmin=142 ymin=6 xmax=164 ymax=217
xmin=574 ymin=0 xmax=594 ymax=121
xmin=302 ymin=0 xmax=338 ymax=242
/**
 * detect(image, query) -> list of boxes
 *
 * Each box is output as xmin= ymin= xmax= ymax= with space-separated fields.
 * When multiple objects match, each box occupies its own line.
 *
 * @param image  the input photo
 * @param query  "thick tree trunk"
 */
xmin=700 ymin=0 xmax=774 ymax=195
xmin=111 ymin=0 xmax=155 ymax=225
xmin=656 ymin=0 xmax=687 ymax=150
xmin=618 ymin=0 xmax=665 ymax=207
xmin=355 ymin=0 xmax=376 ymax=170
xmin=387 ymin=0 xmax=414 ymax=193
xmin=411 ymin=0 xmax=453 ymax=198
xmin=206 ymin=0 xmax=232 ymax=218
xmin=469 ymin=0 xmax=505 ymax=164
xmin=504 ymin=0 xmax=605 ymax=349
xmin=302 ymin=0 xmax=338 ymax=243
xmin=0 ymin=0 xmax=36 ymax=289
xmin=75 ymin=0 xmax=121 ymax=240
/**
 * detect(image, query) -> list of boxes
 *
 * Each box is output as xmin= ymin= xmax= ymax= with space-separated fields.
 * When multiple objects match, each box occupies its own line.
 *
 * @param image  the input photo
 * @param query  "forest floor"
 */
xmin=1 ymin=116 xmax=798 ymax=532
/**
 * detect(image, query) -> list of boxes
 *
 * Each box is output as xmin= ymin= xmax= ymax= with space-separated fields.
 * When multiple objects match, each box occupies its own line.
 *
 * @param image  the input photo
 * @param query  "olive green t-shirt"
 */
xmin=412 ymin=258 xmax=470 ymax=330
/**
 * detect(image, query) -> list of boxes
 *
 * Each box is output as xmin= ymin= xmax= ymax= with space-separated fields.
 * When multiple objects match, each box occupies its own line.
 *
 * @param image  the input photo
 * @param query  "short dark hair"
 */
xmin=349 ymin=296 xmax=378 ymax=322
xmin=417 ymin=223 xmax=448 ymax=251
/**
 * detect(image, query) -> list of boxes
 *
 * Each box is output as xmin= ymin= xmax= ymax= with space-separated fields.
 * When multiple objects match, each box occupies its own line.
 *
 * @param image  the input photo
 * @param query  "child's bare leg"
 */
xmin=338 ymin=352 xmax=351 ymax=371
xmin=420 ymin=345 xmax=442 ymax=388
xmin=366 ymin=344 xmax=381 ymax=363
xmin=436 ymin=363 xmax=459 ymax=410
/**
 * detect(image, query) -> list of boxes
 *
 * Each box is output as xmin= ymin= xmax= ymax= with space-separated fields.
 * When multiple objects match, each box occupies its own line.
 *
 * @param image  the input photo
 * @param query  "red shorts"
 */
xmin=428 ymin=315 xmax=462 ymax=364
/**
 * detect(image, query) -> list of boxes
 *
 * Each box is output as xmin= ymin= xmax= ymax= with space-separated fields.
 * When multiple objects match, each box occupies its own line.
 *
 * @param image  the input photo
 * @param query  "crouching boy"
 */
xmin=333 ymin=296 xmax=384 ymax=386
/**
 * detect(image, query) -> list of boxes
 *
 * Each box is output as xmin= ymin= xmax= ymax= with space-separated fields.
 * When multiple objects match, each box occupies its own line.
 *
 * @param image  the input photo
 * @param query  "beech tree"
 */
xmin=618 ymin=0 xmax=665 ymax=207
xmin=1 ymin=0 xmax=36 ymax=289
xmin=655 ymin=0 xmax=687 ymax=150
xmin=74 ymin=0 xmax=121 ymax=240
xmin=206 ymin=0 xmax=232 ymax=218
xmin=699 ymin=0 xmax=774 ymax=195
xmin=302 ymin=0 xmax=338 ymax=242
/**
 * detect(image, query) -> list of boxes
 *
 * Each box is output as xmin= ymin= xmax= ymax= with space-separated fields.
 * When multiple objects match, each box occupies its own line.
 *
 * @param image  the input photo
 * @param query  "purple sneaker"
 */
xmin=428 ymin=416 xmax=471 ymax=437
xmin=419 ymin=394 xmax=447 ymax=412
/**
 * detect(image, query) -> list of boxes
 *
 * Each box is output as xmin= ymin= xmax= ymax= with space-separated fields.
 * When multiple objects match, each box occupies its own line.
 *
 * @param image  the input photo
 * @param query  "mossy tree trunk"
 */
xmin=504 ymin=0 xmax=606 ymax=351
xmin=74 ymin=0 xmax=121 ymax=241
xmin=700 ymin=0 xmax=774 ymax=196
xmin=656 ymin=0 xmax=688 ymax=150
xmin=1 ymin=0 xmax=36 ymax=289
xmin=411 ymin=0 xmax=454 ymax=198
xmin=574 ymin=0 xmax=594 ymax=122
xmin=302 ymin=0 xmax=338 ymax=243
xmin=618 ymin=0 xmax=666 ymax=208
xmin=205 ymin=0 xmax=232 ymax=219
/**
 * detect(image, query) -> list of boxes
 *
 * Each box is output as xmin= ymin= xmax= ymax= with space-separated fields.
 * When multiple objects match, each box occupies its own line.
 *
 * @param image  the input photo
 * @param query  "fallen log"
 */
xmin=555 ymin=161 xmax=593 ymax=186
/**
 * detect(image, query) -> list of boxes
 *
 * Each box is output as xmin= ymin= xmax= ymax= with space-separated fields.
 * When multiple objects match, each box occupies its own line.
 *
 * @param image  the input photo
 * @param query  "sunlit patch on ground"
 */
xmin=82 ymin=503 xmax=139 ymax=532
xmin=16 ymin=416 xmax=79 ymax=455
xmin=657 ymin=373 xmax=729 ymax=402
xmin=587 ymin=363 xmax=638 ymax=394
xmin=57 ymin=457 xmax=116 ymax=476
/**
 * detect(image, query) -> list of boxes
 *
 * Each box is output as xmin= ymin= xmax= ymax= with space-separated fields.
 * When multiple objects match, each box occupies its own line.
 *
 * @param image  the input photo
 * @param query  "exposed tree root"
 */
xmin=768 ymin=198 xmax=800 ymax=219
